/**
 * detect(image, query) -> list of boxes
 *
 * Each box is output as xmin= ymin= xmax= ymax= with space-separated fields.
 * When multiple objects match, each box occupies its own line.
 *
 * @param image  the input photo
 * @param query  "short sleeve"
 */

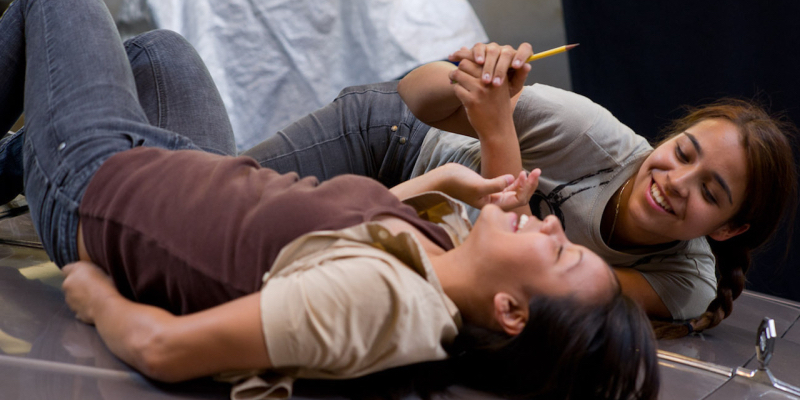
xmin=635 ymin=250 xmax=717 ymax=320
xmin=259 ymin=254 xmax=456 ymax=379
xmin=514 ymin=84 xmax=601 ymax=156
xmin=514 ymin=84 xmax=649 ymax=172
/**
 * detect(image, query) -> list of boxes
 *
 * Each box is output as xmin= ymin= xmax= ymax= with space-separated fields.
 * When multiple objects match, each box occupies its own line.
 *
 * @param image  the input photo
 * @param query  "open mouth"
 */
xmin=650 ymin=181 xmax=674 ymax=213
xmin=514 ymin=214 xmax=530 ymax=232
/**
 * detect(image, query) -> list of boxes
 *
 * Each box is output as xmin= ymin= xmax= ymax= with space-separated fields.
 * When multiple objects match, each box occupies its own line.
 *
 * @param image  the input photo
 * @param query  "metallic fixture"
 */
xmin=734 ymin=317 xmax=800 ymax=397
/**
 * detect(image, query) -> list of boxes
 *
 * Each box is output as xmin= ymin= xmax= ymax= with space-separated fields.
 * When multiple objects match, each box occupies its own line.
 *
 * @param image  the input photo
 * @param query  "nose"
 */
xmin=664 ymin=165 xmax=695 ymax=197
xmin=540 ymin=215 xmax=566 ymax=238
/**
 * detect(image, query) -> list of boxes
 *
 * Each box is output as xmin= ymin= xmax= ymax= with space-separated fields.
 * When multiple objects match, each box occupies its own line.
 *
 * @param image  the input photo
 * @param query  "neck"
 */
xmin=602 ymin=177 xmax=632 ymax=248
xmin=429 ymin=250 xmax=495 ymax=327
xmin=611 ymin=182 xmax=676 ymax=249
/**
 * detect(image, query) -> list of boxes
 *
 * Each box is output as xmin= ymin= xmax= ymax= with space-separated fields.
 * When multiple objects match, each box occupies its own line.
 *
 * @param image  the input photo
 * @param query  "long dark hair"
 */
xmin=651 ymin=98 xmax=798 ymax=339
xmin=449 ymin=293 xmax=660 ymax=399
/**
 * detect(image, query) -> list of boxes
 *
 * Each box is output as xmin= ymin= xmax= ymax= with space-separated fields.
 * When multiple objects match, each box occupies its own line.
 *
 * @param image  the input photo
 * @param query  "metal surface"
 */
xmin=657 ymin=351 xmax=733 ymax=377
xmin=3 ymin=206 xmax=800 ymax=399
xmin=658 ymin=292 xmax=800 ymax=370
xmin=657 ymin=356 xmax=731 ymax=400
xmin=706 ymin=376 xmax=800 ymax=400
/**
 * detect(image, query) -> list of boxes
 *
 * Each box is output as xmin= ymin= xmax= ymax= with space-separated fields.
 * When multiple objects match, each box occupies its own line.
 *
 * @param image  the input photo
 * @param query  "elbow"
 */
xmin=397 ymin=78 xmax=411 ymax=107
xmin=131 ymin=326 xmax=186 ymax=383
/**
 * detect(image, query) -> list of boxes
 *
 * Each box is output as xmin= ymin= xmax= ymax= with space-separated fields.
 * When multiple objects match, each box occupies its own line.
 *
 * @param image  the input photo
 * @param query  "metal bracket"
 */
xmin=734 ymin=317 xmax=800 ymax=397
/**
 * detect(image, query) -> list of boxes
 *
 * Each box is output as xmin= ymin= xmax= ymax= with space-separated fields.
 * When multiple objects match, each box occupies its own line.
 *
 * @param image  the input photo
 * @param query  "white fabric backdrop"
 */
xmin=117 ymin=0 xmax=488 ymax=152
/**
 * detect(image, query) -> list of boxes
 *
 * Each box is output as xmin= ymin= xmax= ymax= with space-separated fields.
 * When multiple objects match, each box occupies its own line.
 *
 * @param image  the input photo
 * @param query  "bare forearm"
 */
xmin=613 ymin=268 xmax=672 ymax=318
xmin=64 ymin=263 xmax=271 ymax=382
xmin=91 ymin=291 xmax=270 ymax=382
xmin=91 ymin=295 xmax=178 ymax=379
xmin=477 ymin=121 xmax=523 ymax=179
xmin=398 ymin=62 xmax=476 ymax=136
xmin=390 ymin=165 xmax=449 ymax=200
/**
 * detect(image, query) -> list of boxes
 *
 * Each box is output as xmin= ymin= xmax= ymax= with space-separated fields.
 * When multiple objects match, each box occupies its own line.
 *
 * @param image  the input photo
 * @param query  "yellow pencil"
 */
xmin=526 ymin=43 xmax=579 ymax=63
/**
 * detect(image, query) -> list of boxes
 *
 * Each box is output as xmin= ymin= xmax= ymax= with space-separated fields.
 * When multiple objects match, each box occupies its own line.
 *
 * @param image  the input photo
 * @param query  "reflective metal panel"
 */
xmin=705 ymin=376 xmax=800 ymax=400
xmin=657 ymin=356 xmax=730 ymax=400
xmin=658 ymin=292 xmax=800 ymax=368
xmin=743 ymin=338 xmax=800 ymax=389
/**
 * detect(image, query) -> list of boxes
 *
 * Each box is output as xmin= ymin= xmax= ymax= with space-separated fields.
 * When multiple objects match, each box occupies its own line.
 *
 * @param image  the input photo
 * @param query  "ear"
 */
xmin=709 ymin=223 xmax=750 ymax=241
xmin=493 ymin=292 xmax=529 ymax=336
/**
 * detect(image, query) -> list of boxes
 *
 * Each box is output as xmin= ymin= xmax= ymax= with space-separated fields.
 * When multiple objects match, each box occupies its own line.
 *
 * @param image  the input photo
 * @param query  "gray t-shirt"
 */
xmin=410 ymin=84 xmax=716 ymax=320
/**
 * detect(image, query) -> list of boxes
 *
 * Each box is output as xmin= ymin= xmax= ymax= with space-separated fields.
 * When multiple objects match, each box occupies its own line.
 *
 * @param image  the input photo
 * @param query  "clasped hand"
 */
xmin=446 ymin=42 xmax=533 ymax=139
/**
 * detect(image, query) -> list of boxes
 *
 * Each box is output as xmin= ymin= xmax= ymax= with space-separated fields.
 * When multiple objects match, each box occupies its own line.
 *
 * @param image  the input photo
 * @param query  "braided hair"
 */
xmin=651 ymin=98 xmax=797 ymax=339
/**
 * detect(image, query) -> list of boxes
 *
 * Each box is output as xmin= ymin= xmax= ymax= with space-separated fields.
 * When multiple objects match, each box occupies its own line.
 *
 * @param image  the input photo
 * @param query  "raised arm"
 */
xmin=397 ymin=42 xmax=532 ymax=139
xmin=398 ymin=61 xmax=475 ymax=136
xmin=62 ymin=261 xmax=271 ymax=382
xmin=399 ymin=43 xmax=534 ymax=210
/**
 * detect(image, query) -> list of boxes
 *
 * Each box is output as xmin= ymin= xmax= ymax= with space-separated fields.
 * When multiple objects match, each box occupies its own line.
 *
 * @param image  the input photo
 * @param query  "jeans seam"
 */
xmin=260 ymin=131 xmax=361 ymax=163
xmin=334 ymin=86 xmax=399 ymax=102
xmin=143 ymin=39 xmax=167 ymax=129
xmin=262 ymin=118 xmax=403 ymax=163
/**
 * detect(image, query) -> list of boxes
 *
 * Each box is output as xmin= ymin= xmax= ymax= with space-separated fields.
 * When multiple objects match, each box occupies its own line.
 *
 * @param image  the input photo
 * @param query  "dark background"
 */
xmin=562 ymin=1 xmax=800 ymax=301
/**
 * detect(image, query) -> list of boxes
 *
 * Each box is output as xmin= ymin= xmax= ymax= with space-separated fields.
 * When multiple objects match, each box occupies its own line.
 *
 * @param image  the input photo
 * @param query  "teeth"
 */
xmin=518 ymin=214 xmax=529 ymax=230
xmin=650 ymin=183 xmax=673 ymax=212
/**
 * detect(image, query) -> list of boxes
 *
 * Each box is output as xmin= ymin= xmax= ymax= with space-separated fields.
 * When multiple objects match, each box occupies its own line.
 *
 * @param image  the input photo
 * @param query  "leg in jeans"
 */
xmin=0 ymin=1 xmax=26 ymax=204
xmin=0 ymin=0 xmax=24 ymax=135
xmin=125 ymin=29 xmax=236 ymax=157
xmin=0 ymin=28 xmax=236 ymax=204
xmin=4 ymin=0 xmax=198 ymax=265
xmin=242 ymin=81 xmax=432 ymax=188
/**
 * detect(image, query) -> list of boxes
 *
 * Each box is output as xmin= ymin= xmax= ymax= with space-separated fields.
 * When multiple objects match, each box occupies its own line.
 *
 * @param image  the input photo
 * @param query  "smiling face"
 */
xmin=466 ymin=204 xmax=617 ymax=304
xmin=625 ymin=118 xmax=750 ymax=244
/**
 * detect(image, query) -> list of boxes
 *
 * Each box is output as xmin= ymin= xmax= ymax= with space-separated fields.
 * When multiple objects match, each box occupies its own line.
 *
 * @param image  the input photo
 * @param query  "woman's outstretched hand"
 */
xmin=63 ymin=261 xmax=119 ymax=325
xmin=437 ymin=163 xmax=540 ymax=211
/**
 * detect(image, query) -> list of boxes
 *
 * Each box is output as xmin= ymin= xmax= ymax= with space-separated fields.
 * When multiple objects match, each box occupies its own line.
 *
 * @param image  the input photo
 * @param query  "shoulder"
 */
xmin=515 ymin=85 xmax=651 ymax=165
xmin=260 ymin=241 xmax=457 ymax=377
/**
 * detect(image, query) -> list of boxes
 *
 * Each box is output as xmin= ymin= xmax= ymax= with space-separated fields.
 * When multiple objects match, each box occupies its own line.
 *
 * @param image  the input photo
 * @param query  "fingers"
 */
xmin=511 ymin=42 xmax=534 ymax=69
xmin=62 ymin=263 xmax=77 ymax=275
xmin=490 ymin=174 xmax=516 ymax=193
xmin=497 ymin=169 xmax=540 ymax=210
xmin=62 ymin=261 xmax=115 ymax=325
xmin=449 ymin=59 xmax=483 ymax=84
xmin=449 ymin=42 xmax=534 ymax=89
xmin=472 ymin=42 xmax=487 ymax=64
xmin=448 ymin=46 xmax=475 ymax=63
xmin=62 ymin=261 xmax=105 ymax=279
xmin=448 ymin=60 xmax=485 ymax=105
xmin=525 ymin=168 xmax=541 ymax=188
xmin=509 ymin=62 xmax=532 ymax=93
xmin=518 ymin=168 xmax=540 ymax=196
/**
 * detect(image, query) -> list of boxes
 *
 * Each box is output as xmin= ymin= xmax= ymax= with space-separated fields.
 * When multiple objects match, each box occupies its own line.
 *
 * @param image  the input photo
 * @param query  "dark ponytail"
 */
xmin=652 ymin=98 xmax=797 ymax=339
xmin=450 ymin=294 xmax=660 ymax=399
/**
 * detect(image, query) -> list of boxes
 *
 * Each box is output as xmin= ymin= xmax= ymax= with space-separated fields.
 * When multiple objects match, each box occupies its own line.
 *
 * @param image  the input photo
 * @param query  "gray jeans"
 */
xmin=242 ymin=81 xmax=431 ymax=189
xmin=0 ymin=26 xmax=237 ymax=204
xmin=0 ymin=0 xmax=235 ymax=265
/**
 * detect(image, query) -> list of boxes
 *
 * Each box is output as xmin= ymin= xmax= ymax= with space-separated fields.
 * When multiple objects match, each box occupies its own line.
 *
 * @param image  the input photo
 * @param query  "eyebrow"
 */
xmin=684 ymin=132 xmax=734 ymax=204
xmin=565 ymin=248 xmax=583 ymax=272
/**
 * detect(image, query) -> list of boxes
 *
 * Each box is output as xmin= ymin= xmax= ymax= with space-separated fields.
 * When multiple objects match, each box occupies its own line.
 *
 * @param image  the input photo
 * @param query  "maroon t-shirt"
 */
xmin=79 ymin=147 xmax=453 ymax=315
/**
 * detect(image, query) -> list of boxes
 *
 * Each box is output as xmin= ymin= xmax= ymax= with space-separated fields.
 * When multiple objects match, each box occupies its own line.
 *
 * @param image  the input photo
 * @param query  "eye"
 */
xmin=675 ymin=145 xmax=689 ymax=163
xmin=702 ymin=184 xmax=718 ymax=205
xmin=556 ymin=245 xmax=563 ymax=261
